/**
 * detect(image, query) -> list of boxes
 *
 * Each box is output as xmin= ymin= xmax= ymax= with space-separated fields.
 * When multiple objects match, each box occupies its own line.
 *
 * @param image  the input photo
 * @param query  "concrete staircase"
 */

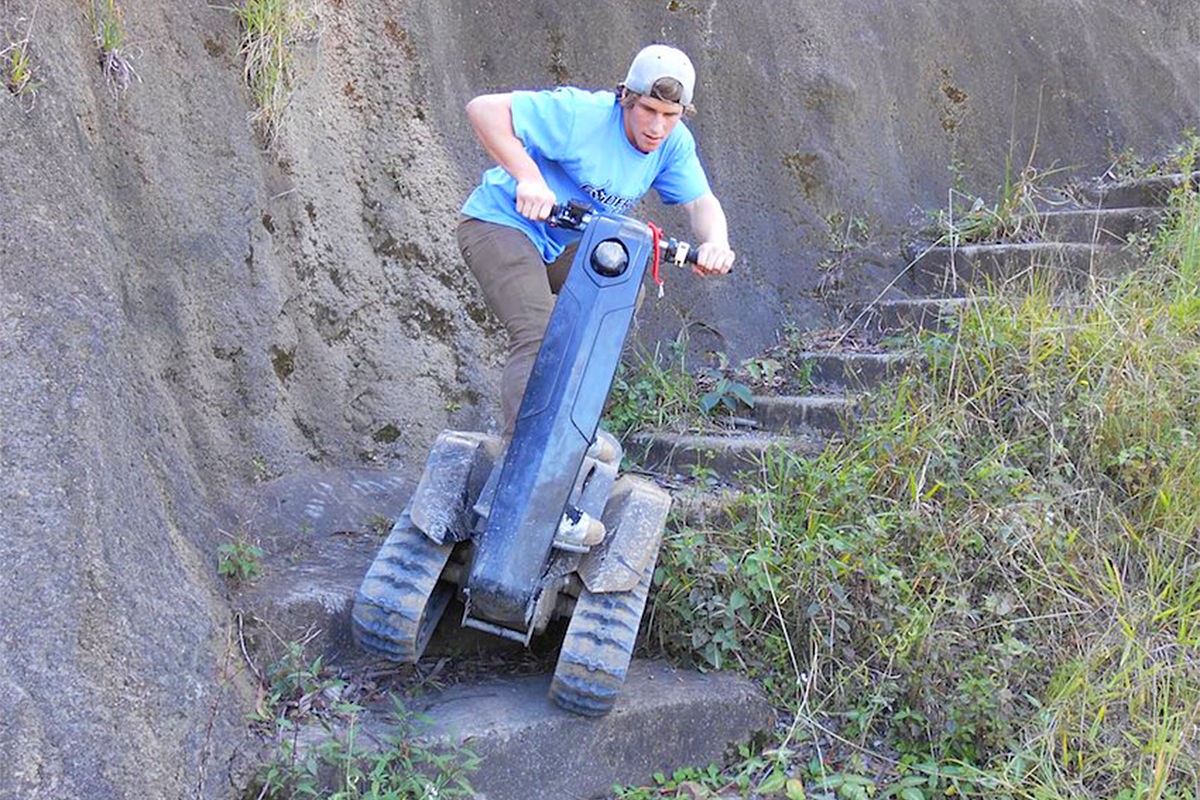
xmin=623 ymin=170 xmax=1196 ymax=488
xmin=233 ymin=169 xmax=1193 ymax=800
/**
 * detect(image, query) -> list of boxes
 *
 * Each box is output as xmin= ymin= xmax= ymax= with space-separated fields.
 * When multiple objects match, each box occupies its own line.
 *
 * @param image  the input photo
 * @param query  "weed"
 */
xmin=696 ymin=352 xmax=755 ymax=416
xmin=248 ymin=644 xmax=479 ymax=799
xmin=613 ymin=763 xmax=728 ymax=799
xmin=931 ymin=158 xmax=1068 ymax=246
xmin=218 ymin=534 xmax=265 ymax=583
xmin=2 ymin=8 xmax=41 ymax=105
xmin=229 ymin=0 xmax=318 ymax=140
xmin=825 ymin=209 xmax=870 ymax=254
xmin=685 ymin=461 xmax=719 ymax=486
xmin=1105 ymin=145 xmax=1150 ymax=182
xmin=1105 ymin=128 xmax=1200 ymax=183
xmin=930 ymin=87 xmax=1072 ymax=246
xmin=298 ymin=700 xmax=478 ymax=800
xmin=365 ymin=514 xmax=392 ymax=538
xmin=88 ymin=0 xmax=139 ymax=97
xmin=250 ymin=640 xmax=330 ymax=726
xmin=697 ymin=369 xmax=754 ymax=415
xmin=604 ymin=335 xmax=698 ymax=435
xmin=251 ymin=456 xmax=271 ymax=482
xmin=606 ymin=334 xmax=790 ymax=433
xmin=741 ymin=356 xmax=784 ymax=389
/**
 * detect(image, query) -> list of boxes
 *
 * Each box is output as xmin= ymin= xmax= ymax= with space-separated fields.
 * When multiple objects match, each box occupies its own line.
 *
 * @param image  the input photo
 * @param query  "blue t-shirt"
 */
xmin=461 ymin=87 xmax=712 ymax=263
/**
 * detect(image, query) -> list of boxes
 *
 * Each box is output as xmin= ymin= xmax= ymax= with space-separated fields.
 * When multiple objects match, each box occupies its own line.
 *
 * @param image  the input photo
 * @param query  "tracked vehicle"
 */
xmin=352 ymin=203 xmax=699 ymax=715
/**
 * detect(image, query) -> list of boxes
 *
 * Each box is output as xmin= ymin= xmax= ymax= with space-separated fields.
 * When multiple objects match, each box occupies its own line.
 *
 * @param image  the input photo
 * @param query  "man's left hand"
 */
xmin=692 ymin=241 xmax=736 ymax=276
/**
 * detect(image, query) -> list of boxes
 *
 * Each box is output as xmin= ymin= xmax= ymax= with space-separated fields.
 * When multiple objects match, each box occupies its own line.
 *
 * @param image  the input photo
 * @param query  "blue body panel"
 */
xmin=465 ymin=213 xmax=654 ymax=628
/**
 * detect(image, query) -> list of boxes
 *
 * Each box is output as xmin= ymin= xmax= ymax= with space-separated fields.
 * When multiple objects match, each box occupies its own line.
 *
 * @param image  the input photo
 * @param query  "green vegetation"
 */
xmin=606 ymin=336 xmax=700 ymax=435
xmin=606 ymin=337 xmax=786 ymax=434
xmin=638 ymin=143 xmax=1200 ymax=798
xmin=931 ymin=150 xmax=1068 ymax=246
xmin=218 ymin=535 xmax=265 ymax=583
xmin=249 ymin=642 xmax=478 ymax=799
xmin=2 ymin=12 xmax=41 ymax=105
xmin=230 ymin=0 xmax=317 ymax=139
xmin=697 ymin=352 xmax=756 ymax=415
xmin=88 ymin=0 xmax=138 ymax=96
xmin=930 ymin=92 xmax=1073 ymax=247
xmin=1106 ymin=134 xmax=1200 ymax=183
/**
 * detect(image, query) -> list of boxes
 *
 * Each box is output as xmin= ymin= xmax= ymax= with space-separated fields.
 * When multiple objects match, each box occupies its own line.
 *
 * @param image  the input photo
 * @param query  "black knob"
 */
xmin=590 ymin=239 xmax=629 ymax=277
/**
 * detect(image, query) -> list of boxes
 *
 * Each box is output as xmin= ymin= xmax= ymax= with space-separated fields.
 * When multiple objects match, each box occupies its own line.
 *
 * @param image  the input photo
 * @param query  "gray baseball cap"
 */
xmin=623 ymin=44 xmax=696 ymax=106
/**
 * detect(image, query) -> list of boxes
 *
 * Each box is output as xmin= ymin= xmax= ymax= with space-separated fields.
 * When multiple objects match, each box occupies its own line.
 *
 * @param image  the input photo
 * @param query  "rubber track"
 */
xmin=351 ymin=520 xmax=453 ymax=663
xmin=548 ymin=554 xmax=655 ymax=717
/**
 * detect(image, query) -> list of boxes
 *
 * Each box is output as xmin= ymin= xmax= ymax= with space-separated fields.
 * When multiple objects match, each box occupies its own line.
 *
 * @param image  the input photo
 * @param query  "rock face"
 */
xmin=0 ymin=1 xmax=1197 ymax=797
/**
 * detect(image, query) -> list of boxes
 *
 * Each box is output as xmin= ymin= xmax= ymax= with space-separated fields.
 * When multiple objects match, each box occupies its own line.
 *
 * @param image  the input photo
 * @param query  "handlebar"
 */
xmin=546 ymin=201 xmax=700 ymax=267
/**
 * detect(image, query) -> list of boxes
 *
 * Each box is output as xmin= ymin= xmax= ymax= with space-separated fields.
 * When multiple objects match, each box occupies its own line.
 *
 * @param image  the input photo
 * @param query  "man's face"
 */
xmin=622 ymin=93 xmax=684 ymax=153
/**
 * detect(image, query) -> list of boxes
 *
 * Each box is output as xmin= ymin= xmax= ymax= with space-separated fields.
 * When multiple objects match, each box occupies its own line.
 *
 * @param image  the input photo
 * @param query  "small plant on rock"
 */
xmin=696 ymin=352 xmax=786 ymax=416
xmin=218 ymin=534 xmax=264 ymax=583
xmin=740 ymin=355 xmax=783 ymax=390
xmin=230 ymin=0 xmax=318 ymax=140
xmin=2 ymin=10 xmax=42 ymax=106
xmin=88 ymin=0 xmax=139 ymax=97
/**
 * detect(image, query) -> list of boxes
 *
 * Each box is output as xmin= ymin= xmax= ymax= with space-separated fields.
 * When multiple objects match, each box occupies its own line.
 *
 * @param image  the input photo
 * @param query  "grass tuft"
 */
xmin=88 ymin=0 xmax=139 ymax=97
xmin=2 ymin=8 xmax=41 ymax=106
xmin=230 ymin=0 xmax=317 ymax=141
xmin=930 ymin=87 xmax=1074 ymax=247
xmin=605 ymin=334 xmax=700 ymax=436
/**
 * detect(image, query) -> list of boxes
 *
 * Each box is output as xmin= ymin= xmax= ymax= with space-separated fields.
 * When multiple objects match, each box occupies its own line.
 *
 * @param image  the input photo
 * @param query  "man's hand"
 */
xmin=692 ymin=241 xmax=736 ymax=276
xmin=681 ymin=192 xmax=735 ymax=277
xmin=515 ymin=178 xmax=557 ymax=221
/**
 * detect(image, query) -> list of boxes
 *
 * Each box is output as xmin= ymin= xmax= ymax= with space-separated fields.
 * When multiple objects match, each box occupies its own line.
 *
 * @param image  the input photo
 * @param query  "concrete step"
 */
xmin=1035 ymin=206 xmax=1166 ymax=244
xmin=237 ymin=530 xmax=379 ymax=665
xmin=794 ymin=350 xmax=915 ymax=389
xmin=1069 ymin=171 xmax=1199 ymax=209
xmin=845 ymin=297 xmax=971 ymax=336
xmin=294 ymin=661 xmax=775 ymax=800
xmin=905 ymin=242 xmax=1139 ymax=296
xmin=746 ymin=393 xmax=856 ymax=435
xmin=627 ymin=429 xmax=827 ymax=478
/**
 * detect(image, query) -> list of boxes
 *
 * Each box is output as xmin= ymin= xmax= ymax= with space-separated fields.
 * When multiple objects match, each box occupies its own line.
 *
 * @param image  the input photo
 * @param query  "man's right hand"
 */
xmin=515 ymin=178 xmax=557 ymax=221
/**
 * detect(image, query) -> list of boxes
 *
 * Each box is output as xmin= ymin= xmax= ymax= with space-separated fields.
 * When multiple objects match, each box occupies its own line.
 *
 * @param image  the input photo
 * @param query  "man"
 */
xmin=457 ymin=44 xmax=736 ymax=433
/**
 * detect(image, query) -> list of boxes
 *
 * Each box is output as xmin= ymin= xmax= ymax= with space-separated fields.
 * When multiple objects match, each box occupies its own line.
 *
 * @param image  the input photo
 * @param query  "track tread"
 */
xmin=360 ymin=571 xmax=426 ymax=597
xmin=351 ymin=521 xmax=454 ymax=663
xmin=375 ymin=553 xmax=442 ymax=579
xmin=549 ymin=552 xmax=655 ymax=717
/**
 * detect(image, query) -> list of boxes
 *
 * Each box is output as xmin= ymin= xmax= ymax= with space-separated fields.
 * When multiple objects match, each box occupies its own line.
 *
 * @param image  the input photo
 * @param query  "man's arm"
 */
xmin=681 ymin=192 xmax=736 ymax=275
xmin=465 ymin=93 xmax=557 ymax=220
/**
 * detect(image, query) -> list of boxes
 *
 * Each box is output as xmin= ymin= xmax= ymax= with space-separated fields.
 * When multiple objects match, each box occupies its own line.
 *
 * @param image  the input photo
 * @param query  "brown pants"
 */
xmin=457 ymin=218 xmax=576 ymax=432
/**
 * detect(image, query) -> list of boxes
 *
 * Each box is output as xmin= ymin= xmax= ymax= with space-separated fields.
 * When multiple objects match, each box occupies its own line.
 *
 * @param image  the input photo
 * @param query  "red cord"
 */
xmin=647 ymin=221 xmax=664 ymax=291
